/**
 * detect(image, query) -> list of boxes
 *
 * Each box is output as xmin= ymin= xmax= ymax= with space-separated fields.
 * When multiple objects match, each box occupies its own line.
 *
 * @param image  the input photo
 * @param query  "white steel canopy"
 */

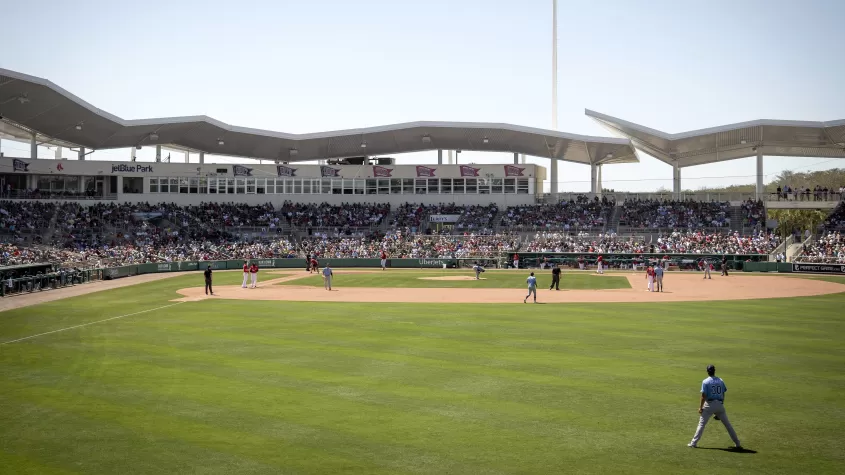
xmin=0 ymin=68 xmax=637 ymax=166
xmin=586 ymin=109 xmax=845 ymax=168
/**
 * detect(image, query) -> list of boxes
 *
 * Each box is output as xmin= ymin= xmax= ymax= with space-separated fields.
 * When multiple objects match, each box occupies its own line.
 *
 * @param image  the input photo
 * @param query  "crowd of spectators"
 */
xmin=823 ymin=203 xmax=845 ymax=230
xmin=280 ymin=202 xmax=389 ymax=229
xmin=796 ymin=231 xmax=845 ymax=263
xmin=299 ymin=231 xmax=519 ymax=259
xmin=739 ymin=199 xmax=765 ymax=228
xmin=501 ymin=195 xmax=614 ymax=230
xmin=524 ymin=232 xmax=647 ymax=253
xmin=619 ymin=199 xmax=730 ymax=229
xmin=775 ymin=185 xmax=844 ymax=201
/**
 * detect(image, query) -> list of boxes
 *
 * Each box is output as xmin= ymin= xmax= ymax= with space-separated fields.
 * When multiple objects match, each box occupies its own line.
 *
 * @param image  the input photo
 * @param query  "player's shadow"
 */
xmin=700 ymin=447 xmax=757 ymax=454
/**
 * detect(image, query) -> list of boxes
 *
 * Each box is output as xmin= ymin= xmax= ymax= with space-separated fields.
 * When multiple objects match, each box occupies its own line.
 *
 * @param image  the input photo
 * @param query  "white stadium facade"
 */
xmin=0 ymin=67 xmax=843 ymax=208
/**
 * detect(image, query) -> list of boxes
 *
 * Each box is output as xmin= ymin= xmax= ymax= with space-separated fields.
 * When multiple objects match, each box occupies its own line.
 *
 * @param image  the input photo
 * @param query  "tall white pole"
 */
xmin=550 ymin=0 xmax=559 ymax=196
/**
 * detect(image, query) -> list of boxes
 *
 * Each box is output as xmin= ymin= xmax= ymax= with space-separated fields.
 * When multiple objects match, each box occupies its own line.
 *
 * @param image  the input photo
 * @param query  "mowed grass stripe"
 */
xmin=276 ymin=270 xmax=631 ymax=289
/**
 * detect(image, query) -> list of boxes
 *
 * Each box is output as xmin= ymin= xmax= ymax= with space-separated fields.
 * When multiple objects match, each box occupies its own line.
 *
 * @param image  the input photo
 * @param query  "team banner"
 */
xmin=792 ymin=263 xmax=845 ymax=274
xmin=320 ymin=166 xmax=340 ymax=177
xmin=459 ymin=165 xmax=480 ymax=177
xmin=232 ymin=165 xmax=252 ymax=176
xmin=504 ymin=165 xmax=525 ymax=177
xmin=416 ymin=165 xmax=436 ymax=177
xmin=12 ymin=159 xmax=29 ymax=172
xmin=372 ymin=165 xmax=393 ymax=177
xmin=276 ymin=165 xmax=297 ymax=177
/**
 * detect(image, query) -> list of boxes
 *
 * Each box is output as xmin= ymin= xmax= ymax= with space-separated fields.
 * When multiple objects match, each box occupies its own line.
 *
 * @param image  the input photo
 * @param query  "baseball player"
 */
xmin=646 ymin=265 xmax=655 ymax=292
xmin=662 ymin=255 xmax=670 ymax=270
xmin=596 ymin=254 xmax=604 ymax=274
xmin=241 ymin=260 xmax=249 ymax=288
xmin=524 ymin=272 xmax=537 ymax=303
xmin=305 ymin=253 xmax=311 ymax=272
xmin=513 ymin=253 xmax=520 ymax=269
xmin=322 ymin=263 xmax=333 ymax=290
xmin=688 ymin=365 xmax=742 ymax=449
xmin=310 ymin=257 xmax=319 ymax=273
xmin=578 ymin=256 xmax=585 ymax=270
xmin=702 ymin=259 xmax=711 ymax=279
xmin=204 ymin=265 xmax=214 ymax=296
xmin=380 ymin=250 xmax=388 ymax=270
xmin=249 ymin=262 xmax=258 ymax=288
xmin=654 ymin=263 xmax=664 ymax=292
xmin=549 ymin=263 xmax=561 ymax=290
xmin=472 ymin=261 xmax=485 ymax=280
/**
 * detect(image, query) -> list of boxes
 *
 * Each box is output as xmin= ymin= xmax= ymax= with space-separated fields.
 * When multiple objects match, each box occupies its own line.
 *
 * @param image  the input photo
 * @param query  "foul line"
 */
xmin=0 ymin=302 xmax=185 ymax=346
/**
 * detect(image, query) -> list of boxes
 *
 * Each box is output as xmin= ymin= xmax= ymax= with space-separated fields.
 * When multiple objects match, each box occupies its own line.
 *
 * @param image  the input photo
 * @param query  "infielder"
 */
xmin=646 ymin=265 xmax=655 ymax=292
xmin=596 ymin=254 xmax=604 ymax=274
xmin=241 ymin=260 xmax=250 ymax=288
xmin=524 ymin=272 xmax=537 ymax=303
xmin=513 ymin=253 xmax=520 ymax=269
xmin=322 ymin=263 xmax=333 ymax=290
xmin=380 ymin=250 xmax=388 ymax=270
xmin=249 ymin=262 xmax=259 ymax=288
xmin=688 ymin=365 xmax=742 ymax=449
xmin=702 ymin=259 xmax=711 ymax=279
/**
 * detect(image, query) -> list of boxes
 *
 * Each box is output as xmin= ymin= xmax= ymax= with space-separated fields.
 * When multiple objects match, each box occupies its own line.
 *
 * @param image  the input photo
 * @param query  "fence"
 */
xmin=510 ymin=252 xmax=767 ymax=271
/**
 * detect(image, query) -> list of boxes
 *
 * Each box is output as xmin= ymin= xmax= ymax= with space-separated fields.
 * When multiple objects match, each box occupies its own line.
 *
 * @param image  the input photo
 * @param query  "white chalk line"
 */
xmin=0 ymin=302 xmax=185 ymax=346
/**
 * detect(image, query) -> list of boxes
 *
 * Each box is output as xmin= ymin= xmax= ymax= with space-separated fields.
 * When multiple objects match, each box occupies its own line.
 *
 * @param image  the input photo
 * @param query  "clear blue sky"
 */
xmin=1 ymin=0 xmax=843 ymax=191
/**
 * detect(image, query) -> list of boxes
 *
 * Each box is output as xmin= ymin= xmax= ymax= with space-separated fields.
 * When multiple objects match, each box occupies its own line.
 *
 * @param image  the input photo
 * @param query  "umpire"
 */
xmin=721 ymin=256 xmax=729 ymax=276
xmin=549 ymin=263 xmax=561 ymax=291
xmin=204 ymin=265 xmax=214 ymax=296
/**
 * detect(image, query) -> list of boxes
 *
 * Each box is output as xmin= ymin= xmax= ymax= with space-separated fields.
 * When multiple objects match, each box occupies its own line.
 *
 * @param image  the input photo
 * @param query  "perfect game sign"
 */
xmin=792 ymin=263 xmax=845 ymax=274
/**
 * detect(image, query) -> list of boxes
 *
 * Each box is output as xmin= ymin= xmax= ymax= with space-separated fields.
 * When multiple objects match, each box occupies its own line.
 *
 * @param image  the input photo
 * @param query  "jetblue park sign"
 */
xmin=792 ymin=263 xmax=845 ymax=274
xmin=112 ymin=164 xmax=154 ymax=173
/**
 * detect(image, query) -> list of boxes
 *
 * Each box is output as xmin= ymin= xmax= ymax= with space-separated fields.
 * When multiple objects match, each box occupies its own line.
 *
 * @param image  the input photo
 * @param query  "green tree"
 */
xmin=767 ymin=209 xmax=828 ymax=237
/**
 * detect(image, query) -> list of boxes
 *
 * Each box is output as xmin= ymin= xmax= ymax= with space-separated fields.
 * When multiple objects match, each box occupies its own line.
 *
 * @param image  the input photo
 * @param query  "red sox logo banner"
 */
xmin=56 ymin=163 xmax=64 ymax=171
xmin=320 ymin=166 xmax=340 ymax=177
xmin=232 ymin=165 xmax=253 ymax=177
xmin=459 ymin=165 xmax=480 ymax=177
xmin=416 ymin=165 xmax=436 ymax=177
xmin=276 ymin=165 xmax=297 ymax=177
xmin=504 ymin=165 xmax=525 ymax=177
xmin=372 ymin=166 xmax=393 ymax=177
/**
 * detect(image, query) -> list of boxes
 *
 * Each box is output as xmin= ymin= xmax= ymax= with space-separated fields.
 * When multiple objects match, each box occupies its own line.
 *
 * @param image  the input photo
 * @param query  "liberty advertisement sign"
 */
xmin=276 ymin=165 xmax=297 ymax=177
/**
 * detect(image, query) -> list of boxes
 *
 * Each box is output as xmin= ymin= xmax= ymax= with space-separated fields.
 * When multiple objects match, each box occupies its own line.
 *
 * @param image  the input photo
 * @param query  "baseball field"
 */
xmin=1 ymin=269 xmax=844 ymax=474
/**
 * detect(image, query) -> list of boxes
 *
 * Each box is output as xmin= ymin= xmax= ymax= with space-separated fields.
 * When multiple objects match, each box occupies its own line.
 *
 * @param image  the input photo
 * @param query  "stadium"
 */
xmin=2 ymin=17 xmax=845 ymax=475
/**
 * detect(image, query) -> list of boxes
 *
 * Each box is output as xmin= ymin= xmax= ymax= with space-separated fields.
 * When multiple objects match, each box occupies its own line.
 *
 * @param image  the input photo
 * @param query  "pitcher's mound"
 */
xmin=419 ymin=276 xmax=486 ymax=281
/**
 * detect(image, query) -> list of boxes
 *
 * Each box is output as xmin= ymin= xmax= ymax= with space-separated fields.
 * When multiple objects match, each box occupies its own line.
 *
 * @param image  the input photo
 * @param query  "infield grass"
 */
xmin=276 ymin=269 xmax=632 ymax=289
xmin=0 ymin=273 xmax=843 ymax=474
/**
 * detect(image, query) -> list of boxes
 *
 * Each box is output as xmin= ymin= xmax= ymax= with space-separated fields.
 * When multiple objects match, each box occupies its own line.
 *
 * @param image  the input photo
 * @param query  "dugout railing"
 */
xmin=509 ymin=252 xmax=768 ymax=271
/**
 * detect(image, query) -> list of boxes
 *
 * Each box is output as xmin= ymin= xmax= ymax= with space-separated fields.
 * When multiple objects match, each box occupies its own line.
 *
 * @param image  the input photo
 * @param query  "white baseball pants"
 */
xmin=242 ymin=272 xmax=249 ymax=288
xmin=250 ymin=273 xmax=257 ymax=287
xmin=690 ymin=400 xmax=740 ymax=447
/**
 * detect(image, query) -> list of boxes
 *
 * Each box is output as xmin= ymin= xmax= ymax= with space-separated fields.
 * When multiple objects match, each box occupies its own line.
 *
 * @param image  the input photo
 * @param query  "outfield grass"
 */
xmin=277 ymin=269 xmax=632 ymax=289
xmin=0 ymin=274 xmax=843 ymax=474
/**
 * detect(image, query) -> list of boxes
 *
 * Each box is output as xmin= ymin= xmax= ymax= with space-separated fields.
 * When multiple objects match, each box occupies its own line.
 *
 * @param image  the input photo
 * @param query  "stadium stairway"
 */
xmin=729 ymin=206 xmax=744 ymax=233
xmin=607 ymin=204 xmax=622 ymax=233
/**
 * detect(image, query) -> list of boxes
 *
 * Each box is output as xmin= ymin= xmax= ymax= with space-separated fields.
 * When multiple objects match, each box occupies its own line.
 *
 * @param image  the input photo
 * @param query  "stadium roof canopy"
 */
xmin=0 ymin=68 xmax=637 ymax=166
xmin=586 ymin=109 xmax=845 ymax=168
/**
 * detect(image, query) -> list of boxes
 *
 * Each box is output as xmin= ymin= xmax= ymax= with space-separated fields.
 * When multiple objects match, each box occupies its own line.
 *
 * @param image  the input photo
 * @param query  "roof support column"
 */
xmin=596 ymin=164 xmax=602 ymax=197
xmin=78 ymin=147 xmax=86 ymax=161
xmin=437 ymin=149 xmax=443 ymax=165
xmin=185 ymin=151 xmax=190 ymax=163
xmin=673 ymin=162 xmax=681 ymax=199
xmin=199 ymin=152 xmax=205 ymax=164
xmin=756 ymin=149 xmax=763 ymax=201
xmin=55 ymin=146 xmax=62 ymax=160
xmin=30 ymin=132 xmax=37 ymax=159
xmin=550 ymin=159 xmax=558 ymax=195
xmin=513 ymin=152 xmax=518 ymax=165
xmin=590 ymin=163 xmax=597 ymax=194
xmin=155 ymin=145 xmax=162 ymax=163
xmin=130 ymin=147 xmax=137 ymax=162
xmin=448 ymin=150 xmax=453 ymax=165
xmin=520 ymin=153 xmax=525 ymax=164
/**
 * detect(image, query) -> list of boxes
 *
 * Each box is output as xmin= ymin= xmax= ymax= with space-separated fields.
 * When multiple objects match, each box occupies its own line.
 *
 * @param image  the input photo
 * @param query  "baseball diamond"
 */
xmin=2 ymin=15 xmax=845 ymax=474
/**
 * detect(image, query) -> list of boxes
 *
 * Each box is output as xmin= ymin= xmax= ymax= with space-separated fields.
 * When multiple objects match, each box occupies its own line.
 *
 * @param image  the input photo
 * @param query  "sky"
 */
xmin=1 ymin=0 xmax=843 ymax=192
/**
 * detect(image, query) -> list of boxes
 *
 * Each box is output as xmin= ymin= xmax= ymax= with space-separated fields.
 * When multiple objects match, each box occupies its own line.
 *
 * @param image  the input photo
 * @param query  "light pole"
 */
xmin=550 ymin=0 xmax=559 ymax=196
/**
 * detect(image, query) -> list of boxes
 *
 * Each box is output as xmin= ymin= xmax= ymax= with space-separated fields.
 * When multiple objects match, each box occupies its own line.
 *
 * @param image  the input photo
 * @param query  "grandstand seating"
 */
xmin=619 ymin=199 xmax=730 ymax=229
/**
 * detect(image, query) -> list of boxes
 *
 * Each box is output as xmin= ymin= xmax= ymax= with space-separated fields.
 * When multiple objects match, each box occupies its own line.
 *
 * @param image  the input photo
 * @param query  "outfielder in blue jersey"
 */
xmin=524 ymin=272 xmax=537 ymax=303
xmin=688 ymin=364 xmax=742 ymax=449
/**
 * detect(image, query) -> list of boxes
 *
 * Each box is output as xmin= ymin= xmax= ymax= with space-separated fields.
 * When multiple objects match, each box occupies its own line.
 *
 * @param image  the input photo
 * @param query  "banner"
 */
xmin=372 ymin=166 xmax=393 ymax=177
xmin=320 ymin=166 xmax=340 ymax=177
xmin=459 ymin=165 xmax=480 ymax=177
xmin=12 ymin=159 xmax=29 ymax=172
xmin=429 ymin=214 xmax=461 ymax=223
xmin=233 ymin=165 xmax=252 ymax=177
xmin=132 ymin=212 xmax=163 ymax=220
xmin=792 ymin=263 xmax=845 ymax=274
xmin=504 ymin=165 xmax=525 ymax=177
xmin=276 ymin=165 xmax=297 ymax=177
xmin=416 ymin=165 xmax=436 ymax=177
